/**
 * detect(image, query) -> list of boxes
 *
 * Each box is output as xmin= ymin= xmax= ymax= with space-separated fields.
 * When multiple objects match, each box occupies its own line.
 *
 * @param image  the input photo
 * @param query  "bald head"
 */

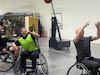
xmin=21 ymin=28 xmax=28 ymax=36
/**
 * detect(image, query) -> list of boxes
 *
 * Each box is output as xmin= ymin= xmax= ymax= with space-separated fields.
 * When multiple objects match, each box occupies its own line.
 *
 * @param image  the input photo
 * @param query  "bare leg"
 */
xmin=9 ymin=47 xmax=19 ymax=58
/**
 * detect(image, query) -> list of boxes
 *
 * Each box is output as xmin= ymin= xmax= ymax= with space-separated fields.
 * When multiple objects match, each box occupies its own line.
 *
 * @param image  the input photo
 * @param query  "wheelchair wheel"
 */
xmin=39 ymin=54 xmax=48 ymax=75
xmin=67 ymin=63 xmax=90 ymax=75
xmin=14 ymin=56 xmax=21 ymax=75
xmin=26 ymin=69 xmax=44 ymax=75
xmin=0 ymin=51 xmax=15 ymax=72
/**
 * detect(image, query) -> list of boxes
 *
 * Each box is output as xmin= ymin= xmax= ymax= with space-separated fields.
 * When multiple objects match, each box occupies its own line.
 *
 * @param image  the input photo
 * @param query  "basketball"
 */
xmin=44 ymin=0 xmax=52 ymax=3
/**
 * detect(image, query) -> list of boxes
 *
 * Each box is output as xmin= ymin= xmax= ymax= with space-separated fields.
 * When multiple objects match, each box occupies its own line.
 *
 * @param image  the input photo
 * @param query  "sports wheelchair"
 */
xmin=66 ymin=56 xmax=100 ymax=75
xmin=0 ymin=48 xmax=48 ymax=75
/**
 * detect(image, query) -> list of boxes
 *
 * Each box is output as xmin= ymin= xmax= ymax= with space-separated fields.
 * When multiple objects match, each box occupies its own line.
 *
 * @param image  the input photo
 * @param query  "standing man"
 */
xmin=12 ymin=27 xmax=40 ymax=75
xmin=73 ymin=21 xmax=100 ymax=75
xmin=6 ymin=19 xmax=12 ymax=39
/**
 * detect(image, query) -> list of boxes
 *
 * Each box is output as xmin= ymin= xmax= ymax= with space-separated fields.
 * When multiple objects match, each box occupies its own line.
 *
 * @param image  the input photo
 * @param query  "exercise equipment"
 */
xmin=48 ymin=1 xmax=70 ymax=50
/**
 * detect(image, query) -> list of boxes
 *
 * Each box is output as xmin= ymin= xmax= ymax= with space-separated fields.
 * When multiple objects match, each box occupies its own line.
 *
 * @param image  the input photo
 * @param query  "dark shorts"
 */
xmin=6 ymin=46 xmax=12 ymax=51
xmin=6 ymin=46 xmax=14 ymax=54
xmin=0 ymin=46 xmax=14 ymax=55
xmin=0 ymin=46 xmax=11 ymax=52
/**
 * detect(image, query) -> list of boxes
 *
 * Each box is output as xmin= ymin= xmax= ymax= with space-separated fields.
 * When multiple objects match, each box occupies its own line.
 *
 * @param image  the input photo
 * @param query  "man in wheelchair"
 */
xmin=73 ymin=21 xmax=100 ymax=75
xmin=12 ymin=27 xmax=40 ymax=75
xmin=0 ymin=22 xmax=18 ymax=58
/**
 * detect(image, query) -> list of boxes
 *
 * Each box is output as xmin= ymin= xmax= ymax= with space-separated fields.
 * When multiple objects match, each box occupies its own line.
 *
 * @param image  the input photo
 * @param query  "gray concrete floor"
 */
xmin=0 ymin=37 xmax=100 ymax=75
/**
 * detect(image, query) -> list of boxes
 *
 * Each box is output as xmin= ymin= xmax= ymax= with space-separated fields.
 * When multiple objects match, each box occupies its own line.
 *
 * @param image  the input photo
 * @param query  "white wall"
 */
xmin=0 ymin=0 xmax=100 ymax=44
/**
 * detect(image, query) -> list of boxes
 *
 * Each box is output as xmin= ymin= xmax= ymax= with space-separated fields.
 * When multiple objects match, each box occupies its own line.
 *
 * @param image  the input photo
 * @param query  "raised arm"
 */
xmin=28 ymin=31 xmax=40 ymax=39
xmin=73 ymin=21 xmax=90 ymax=43
xmin=92 ymin=22 xmax=100 ymax=40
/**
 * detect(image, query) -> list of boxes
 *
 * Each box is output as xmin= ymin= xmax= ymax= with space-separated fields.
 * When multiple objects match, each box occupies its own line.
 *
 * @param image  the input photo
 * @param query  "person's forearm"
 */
xmin=78 ymin=23 xmax=88 ymax=35
xmin=82 ymin=22 xmax=89 ymax=30
xmin=73 ymin=22 xmax=89 ymax=43
xmin=28 ymin=31 xmax=40 ymax=38
xmin=97 ymin=27 xmax=100 ymax=38
xmin=28 ymin=31 xmax=35 ymax=35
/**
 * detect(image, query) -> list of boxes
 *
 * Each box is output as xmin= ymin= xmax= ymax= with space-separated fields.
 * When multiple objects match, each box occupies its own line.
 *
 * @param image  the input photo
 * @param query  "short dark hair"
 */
xmin=0 ymin=22 xmax=3 ymax=26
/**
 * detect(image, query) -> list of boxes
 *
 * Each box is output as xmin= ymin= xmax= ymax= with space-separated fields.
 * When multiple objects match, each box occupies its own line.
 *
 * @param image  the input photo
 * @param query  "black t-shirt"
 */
xmin=74 ymin=36 xmax=92 ymax=62
xmin=0 ymin=33 xmax=7 ymax=50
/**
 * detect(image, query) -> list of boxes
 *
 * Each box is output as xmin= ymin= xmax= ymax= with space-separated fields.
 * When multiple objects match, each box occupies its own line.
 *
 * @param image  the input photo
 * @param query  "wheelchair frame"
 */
xmin=67 ymin=56 xmax=100 ymax=75
xmin=67 ymin=62 xmax=91 ymax=75
xmin=0 ymin=49 xmax=48 ymax=75
xmin=14 ymin=52 xmax=48 ymax=75
xmin=0 ymin=51 xmax=15 ymax=72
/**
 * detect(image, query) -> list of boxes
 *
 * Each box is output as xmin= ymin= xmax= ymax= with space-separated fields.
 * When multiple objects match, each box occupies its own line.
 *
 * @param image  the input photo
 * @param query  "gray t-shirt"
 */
xmin=74 ymin=36 xmax=92 ymax=62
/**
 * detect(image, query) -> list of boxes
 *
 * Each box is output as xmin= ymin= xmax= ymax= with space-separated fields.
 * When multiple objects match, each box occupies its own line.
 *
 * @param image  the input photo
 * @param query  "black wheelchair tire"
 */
xmin=67 ymin=63 xmax=90 ymax=75
xmin=13 ymin=57 xmax=21 ymax=74
xmin=39 ymin=54 xmax=48 ymax=75
xmin=0 ymin=51 xmax=15 ymax=72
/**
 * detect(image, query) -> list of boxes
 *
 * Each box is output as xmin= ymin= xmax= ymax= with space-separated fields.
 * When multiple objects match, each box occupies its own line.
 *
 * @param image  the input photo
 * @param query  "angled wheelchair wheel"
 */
xmin=0 ymin=51 xmax=15 ymax=72
xmin=14 ymin=56 xmax=21 ymax=75
xmin=67 ymin=63 xmax=90 ymax=75
xmin=39 ymin=54 xmax=48 ymax=75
